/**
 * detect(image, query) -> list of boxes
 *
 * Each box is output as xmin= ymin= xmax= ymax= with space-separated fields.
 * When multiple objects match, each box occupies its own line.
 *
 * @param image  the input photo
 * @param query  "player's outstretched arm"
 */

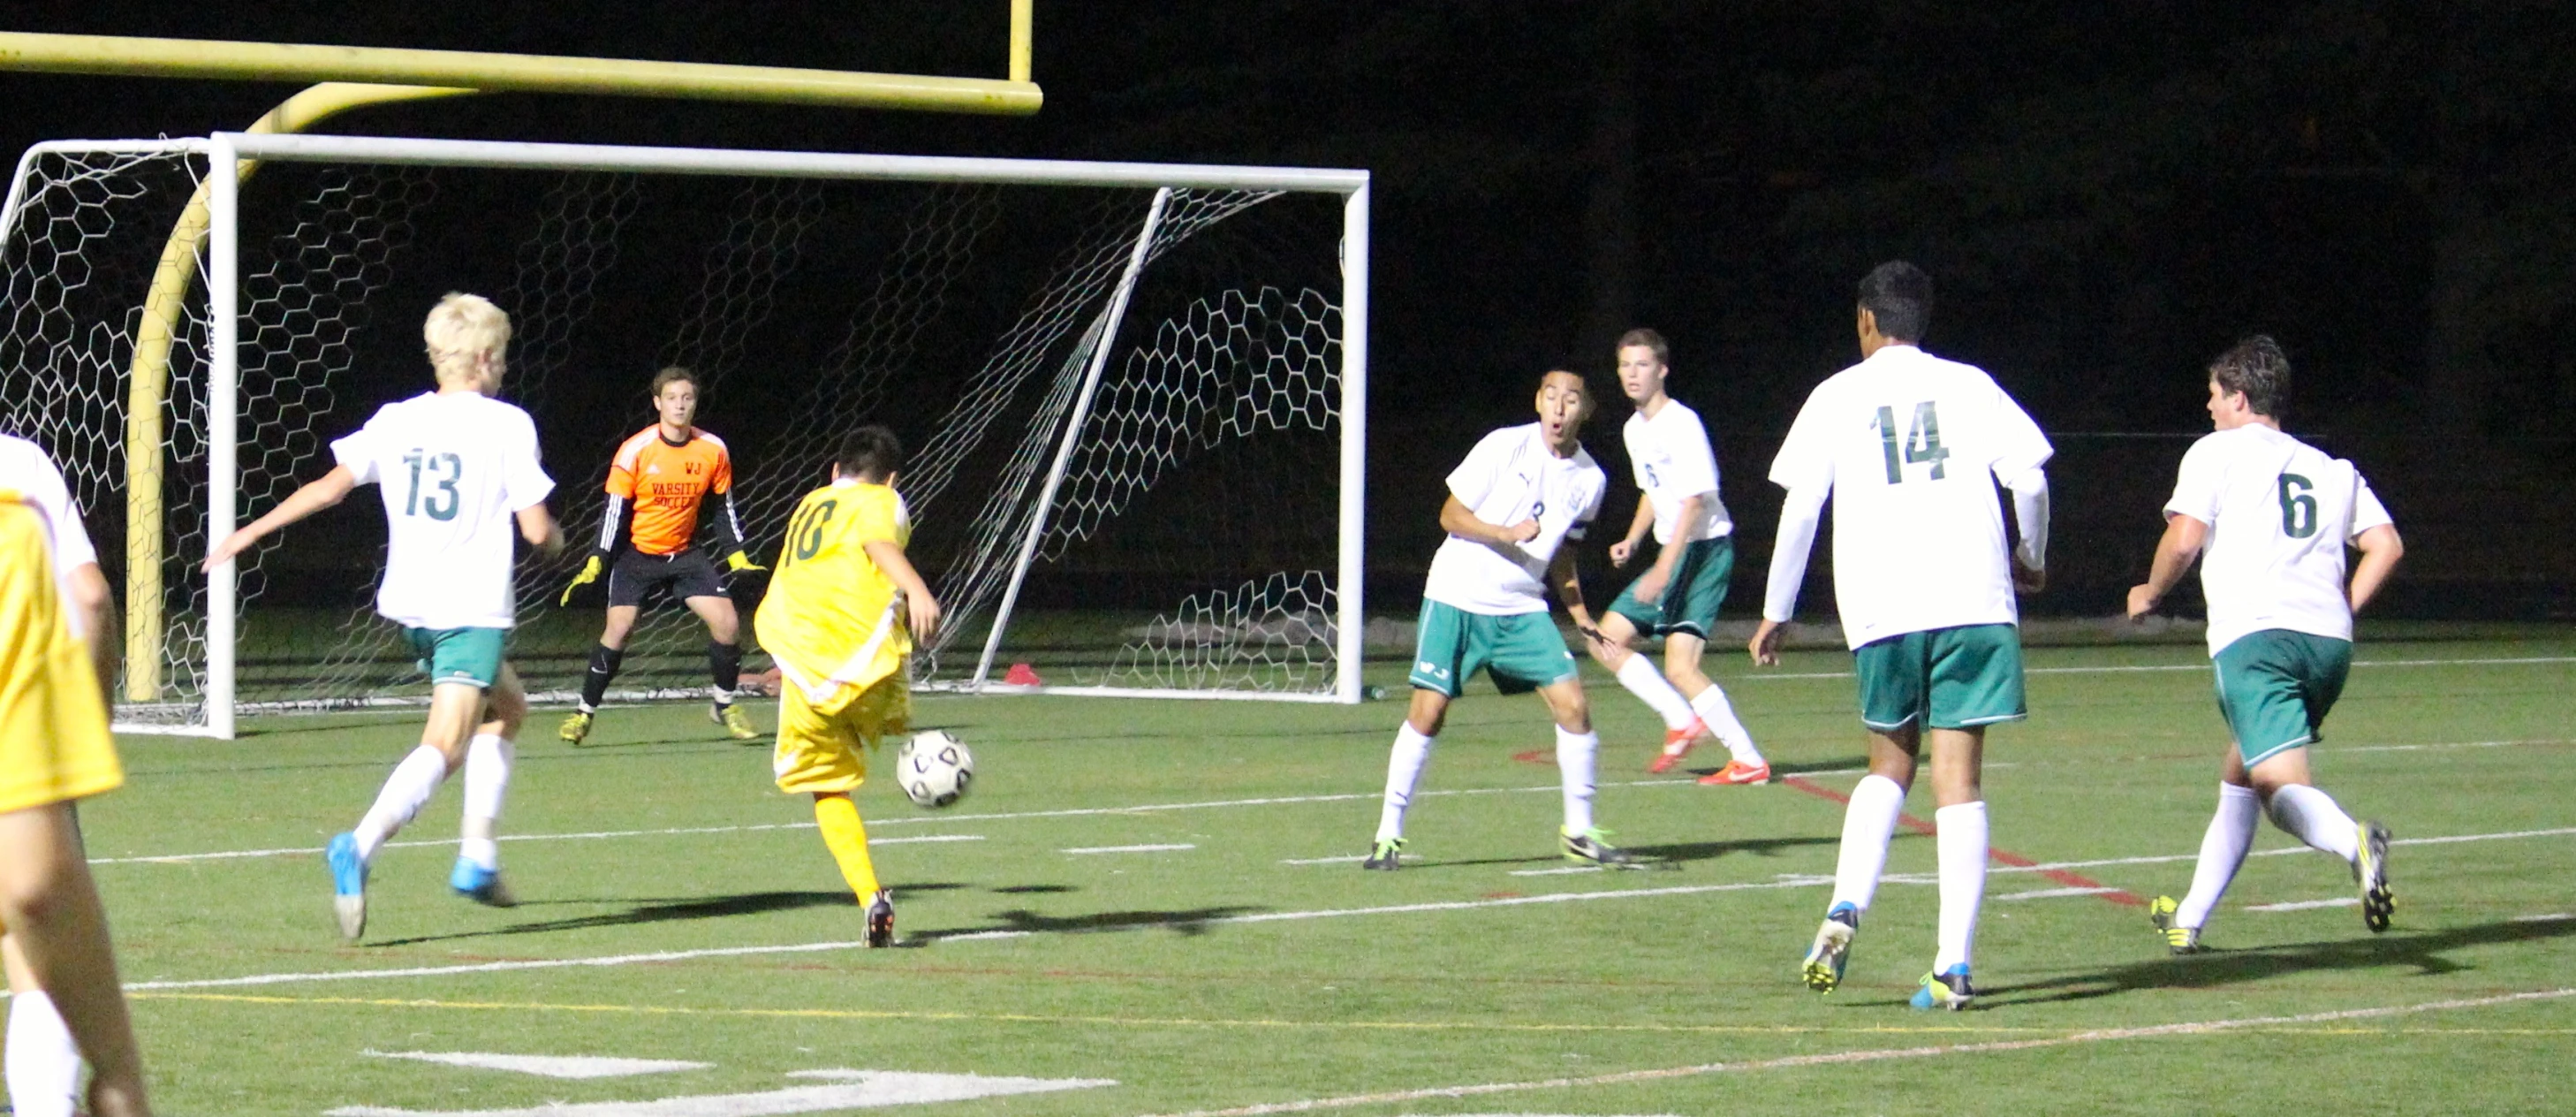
xmin=863 ymin=539 xmax=943 ymax=642
xmin=1438 ymin=495 xmax=1538 ymax=546
xmin=2125 ymin=513 xmax=2209 ymax=619
xmin=2347 ymin=523 xmax=2403 ymax=614
xmin=2004 ymin=468 xmax=2050 ymax=594
xmin=1549 ymin=547 xmax=1604 ymax=645
xmin=1751 ymin=483 xmax=1828 ymax=666
xmin=201 ymin=465 xmax=357 ymax=572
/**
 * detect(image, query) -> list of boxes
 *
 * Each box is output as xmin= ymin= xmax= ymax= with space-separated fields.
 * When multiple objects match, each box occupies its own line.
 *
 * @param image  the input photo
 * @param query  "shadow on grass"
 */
xmin=907 ymin=904 xmax=1268 ymax=944
xmin=367 ymin=884 xmax=975 ymax=946
xmin=1981 ymin=916 xmax=2576 ymax=1007
xmin=1625 ymin=834 xmax=1840 ymax=864
xmin=1679 ymin=756 xmax=1869 ymax=779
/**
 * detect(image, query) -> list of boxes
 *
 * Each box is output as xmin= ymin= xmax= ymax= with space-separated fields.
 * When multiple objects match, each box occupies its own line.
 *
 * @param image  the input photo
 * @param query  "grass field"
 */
xmin=78 ymin=629 xmax=2576 ymax=1115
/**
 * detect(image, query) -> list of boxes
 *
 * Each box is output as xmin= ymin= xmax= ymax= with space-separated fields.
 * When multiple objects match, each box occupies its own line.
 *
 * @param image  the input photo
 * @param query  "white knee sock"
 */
xmin=1934 ymin=801 xmax=1989 ymax=973
xmin=2177 ymin=783 xmax=2262 ymax=930
xmin=354 ymin=745 xmax=450 ymax=862
xmin=5 ymin=990 xmax=80 ymax=1117
xmin=1690 ymin=683 xmax=1762 ymax=764
xmin=2266 ymin=783 xmax=2360 ymax=862
xmin=1556 ymin=726 xmax=1600 ymax=834
xmin=1613 ymin=656 xmax=1697 ymax=733
xmin=458 ymin=733 xmax=514 ymax=870
xmin=1375 ymin=725 xmax=1435 ymax=842
xmin=1830 ymin=774 xmax=1907 ymax=915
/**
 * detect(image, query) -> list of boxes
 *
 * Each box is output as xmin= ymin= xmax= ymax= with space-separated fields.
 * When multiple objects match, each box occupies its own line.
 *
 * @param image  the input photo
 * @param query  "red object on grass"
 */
xmin=1004 ymin=662 xmax=1042 ymax=687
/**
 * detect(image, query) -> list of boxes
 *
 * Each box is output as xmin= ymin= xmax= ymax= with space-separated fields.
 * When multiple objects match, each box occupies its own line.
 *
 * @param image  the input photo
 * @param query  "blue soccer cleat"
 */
xmin=1802 ymin=901 xmax=1860 ymax=993
xmin=449 ymin=857 xmax=519 ymax=908
xmin=326 ymin=832 xmax=368 ymax=941
xmin=1911 ymin=965 xmax=1974 ymax=1011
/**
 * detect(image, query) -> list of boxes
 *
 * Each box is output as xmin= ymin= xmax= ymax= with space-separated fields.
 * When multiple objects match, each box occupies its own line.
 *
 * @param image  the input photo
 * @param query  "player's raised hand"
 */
xmin=557 ymin=554 xmax=602 ymax=605
xmin=1748 ymin=618 xmax=1786 ymax=667
xmin=1502 ymin=518 xmax=1542 ymax=543
xmin=725 ymin=551 xmax=767 ymax=575
xmin=1609 ymin=538 xmax=1637 ymax=568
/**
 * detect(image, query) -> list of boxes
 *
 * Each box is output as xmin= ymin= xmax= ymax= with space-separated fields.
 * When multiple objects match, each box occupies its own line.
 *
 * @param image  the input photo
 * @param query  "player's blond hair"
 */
xmin=422 ymin=293 xmax=511 ymax=382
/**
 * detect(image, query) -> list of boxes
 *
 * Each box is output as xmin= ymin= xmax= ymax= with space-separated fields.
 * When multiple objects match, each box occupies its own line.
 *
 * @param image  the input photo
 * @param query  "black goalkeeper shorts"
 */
xmin=605 ymin=548 xmax=728 ymax=608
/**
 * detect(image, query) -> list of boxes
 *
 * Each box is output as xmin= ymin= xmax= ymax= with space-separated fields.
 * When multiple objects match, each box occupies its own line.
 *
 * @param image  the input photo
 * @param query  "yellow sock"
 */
xmin=813 ymin=793 xmax=880 ymax=900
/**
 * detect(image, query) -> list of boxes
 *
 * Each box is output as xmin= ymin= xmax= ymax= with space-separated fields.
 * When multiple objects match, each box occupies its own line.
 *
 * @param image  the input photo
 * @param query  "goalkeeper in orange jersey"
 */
xmin=557 ymin=367 xmax=765 ymax=743
xmin=755 ymin=425 xmax=940 ymax=947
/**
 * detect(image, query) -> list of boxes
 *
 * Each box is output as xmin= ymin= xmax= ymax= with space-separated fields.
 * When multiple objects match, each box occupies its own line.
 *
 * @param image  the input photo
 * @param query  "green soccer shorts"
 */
xmin=405 ymin=626 xmax=506 ymax=689
xmin=1852 ymin=623 xmax=2026 ymax=732
xmin=1605 ymin=536 xmax=1735 ymax=641
xmin=1407 ymin=600 xmax=1579 ymax=698
xmin=2211 ymin=628 xmax=2352 ymax=767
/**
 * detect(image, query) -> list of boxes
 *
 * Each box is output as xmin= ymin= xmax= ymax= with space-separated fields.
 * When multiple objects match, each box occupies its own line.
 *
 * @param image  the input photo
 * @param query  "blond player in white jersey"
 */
xmin=1574 ymin=328 xmax=1768 ymax=784
xmin=206 ymin=293 xmax=561 ymax=940
xmin=0 ymin=436 xmax=153 ymax=1117
xmin=1753 ymin=262 xmax=2052 ymax=1011
xmin=1366 ymin=370 xmax=1634 ymax=870
xmin=2128 ymin=336 xmax=2403 ymax=953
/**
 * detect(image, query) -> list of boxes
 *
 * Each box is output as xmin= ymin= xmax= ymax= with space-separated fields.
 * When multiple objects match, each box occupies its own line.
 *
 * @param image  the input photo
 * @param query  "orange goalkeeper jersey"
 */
xmin=601 ymin=426 xmax=737 ymax=557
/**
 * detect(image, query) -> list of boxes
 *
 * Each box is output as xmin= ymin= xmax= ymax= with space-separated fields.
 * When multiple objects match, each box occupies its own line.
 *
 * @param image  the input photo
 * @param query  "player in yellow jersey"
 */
xmin=754 ymin=425 xmax=941 ymax=948
xmin=0 ymin=454 xmax=153 ymax=1116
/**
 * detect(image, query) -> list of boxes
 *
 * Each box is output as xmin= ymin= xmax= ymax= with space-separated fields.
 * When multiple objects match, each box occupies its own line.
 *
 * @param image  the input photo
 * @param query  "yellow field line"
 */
xmin=132 ymin=992 xmax=2051 ymax=1035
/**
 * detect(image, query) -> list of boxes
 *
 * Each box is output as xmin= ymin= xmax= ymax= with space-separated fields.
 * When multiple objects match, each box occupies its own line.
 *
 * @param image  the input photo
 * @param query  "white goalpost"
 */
xmin=0 ymin=132 xmax=1369 ymax=738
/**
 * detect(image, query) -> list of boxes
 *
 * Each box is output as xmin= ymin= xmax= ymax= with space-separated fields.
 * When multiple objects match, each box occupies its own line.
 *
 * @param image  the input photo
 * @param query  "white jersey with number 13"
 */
xmin=329 ymin=391 xmax=555 ymax=631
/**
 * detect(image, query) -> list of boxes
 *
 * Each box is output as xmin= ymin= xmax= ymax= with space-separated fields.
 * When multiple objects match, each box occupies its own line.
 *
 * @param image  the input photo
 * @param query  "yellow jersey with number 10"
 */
xmin=754 ymin=479 xmax=911 ymax=704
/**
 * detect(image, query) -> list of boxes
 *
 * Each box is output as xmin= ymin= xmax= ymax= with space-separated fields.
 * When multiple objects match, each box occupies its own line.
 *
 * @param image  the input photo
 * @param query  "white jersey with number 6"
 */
xmin=1421 ymin=422 xmax=1606 ymax=616
xmin=2165 ymin=423 xmax=2390 ymax=656
xmin=330 ymin=391 xmax=555 ymax=630
xmin=1769 ymin=345 xmax=2053 ymax=648
xmin=1622 ymin=399 xmax=1731 ymax=544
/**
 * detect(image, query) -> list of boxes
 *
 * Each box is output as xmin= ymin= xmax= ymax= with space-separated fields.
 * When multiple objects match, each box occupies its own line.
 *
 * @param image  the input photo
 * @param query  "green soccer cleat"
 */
xmin=2148 ymin=895 xmax=2201 ymax=954
xmin=865 ymin=888 xmax=896 ymax=948
xmin=1360 ymin=836 xmax=1405 ymax=871
xmin=715 ymin=701 xmax=760 ymax=741
xmin=2355 ymin=820 xmax=2393 ymax=932
xmin=557 ymin=709 xmax=595 ymax=745
xmin=1911 ymin=966 xmax=1974 ymax=1011
xmin=1559 ymin=826 xmax=1635 ymax=867
xmin=1802 ymin=902 xmax=1859 ymax=993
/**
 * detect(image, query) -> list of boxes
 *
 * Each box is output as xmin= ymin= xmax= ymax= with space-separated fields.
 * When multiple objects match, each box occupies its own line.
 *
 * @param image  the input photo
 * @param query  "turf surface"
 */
xmin=81 ymin=631 xmax=2576 ymax=1115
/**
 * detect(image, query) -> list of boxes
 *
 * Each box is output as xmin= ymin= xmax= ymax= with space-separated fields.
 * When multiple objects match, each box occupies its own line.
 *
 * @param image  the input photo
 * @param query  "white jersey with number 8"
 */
xmin=1769 ymin=345 xmax=2053 ymax=648
xmin=2165 ymin=423 xmax=2390 ymax=656
xmin=329 ymin=391 xmax=555 ymax=630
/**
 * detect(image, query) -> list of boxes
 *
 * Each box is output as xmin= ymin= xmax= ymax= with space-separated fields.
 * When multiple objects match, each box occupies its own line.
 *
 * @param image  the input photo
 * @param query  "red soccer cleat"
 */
xmin=1697 ymin=758 xmax=1773 ymax=786
xmin=1647 ymin=718 xmax=1709 ymax=774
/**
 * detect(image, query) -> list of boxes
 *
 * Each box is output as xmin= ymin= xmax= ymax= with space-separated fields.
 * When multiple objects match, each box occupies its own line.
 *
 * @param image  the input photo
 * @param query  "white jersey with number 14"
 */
xmin=1769 ymin=345 xmax=2053 ymax=648
xmin=330 ymin=391 xmax=555 ymax=631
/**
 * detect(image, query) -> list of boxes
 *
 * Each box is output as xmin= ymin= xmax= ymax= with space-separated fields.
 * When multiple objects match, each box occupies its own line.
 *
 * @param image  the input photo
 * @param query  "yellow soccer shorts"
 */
xmin=0 ymin=504 xmax=123 ymax=817
xmin=772 ymin=672 xmax=911 ymax=795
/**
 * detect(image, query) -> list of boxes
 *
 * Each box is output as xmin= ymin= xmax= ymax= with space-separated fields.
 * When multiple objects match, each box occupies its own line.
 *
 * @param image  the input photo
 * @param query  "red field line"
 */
xmin=1778 ymin=775 xmax=2148 ymax=908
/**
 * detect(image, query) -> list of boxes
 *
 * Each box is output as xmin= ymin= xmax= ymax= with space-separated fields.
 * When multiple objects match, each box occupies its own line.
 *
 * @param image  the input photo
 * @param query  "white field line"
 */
xmin=1063 ymin=843 xmax=1195 ymax=855
xmin=117 ymin=823 xmax=2576 ymax=993
xmin=87 ymin=832 xmax=982 ymax=866
xmin=1280 ymin=855 xmax=1367 ymax=866
xmin=1745 ymin=655 xmax=2576 ymax=683
xmin=2246 ymin=898 xmax=2362 ymax=912
xmin=1132 ymin=988 xmax=2576 ymax=1117
xmin=1994 ymin=886 xmax=2121 ymax=901
xmin=2512 ymin=913 xmax=2573 ymax=923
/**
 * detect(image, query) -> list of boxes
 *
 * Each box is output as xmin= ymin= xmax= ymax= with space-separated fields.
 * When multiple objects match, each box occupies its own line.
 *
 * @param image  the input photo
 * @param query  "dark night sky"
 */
xmin=4 ymin=2 xmax=2571 ymax=613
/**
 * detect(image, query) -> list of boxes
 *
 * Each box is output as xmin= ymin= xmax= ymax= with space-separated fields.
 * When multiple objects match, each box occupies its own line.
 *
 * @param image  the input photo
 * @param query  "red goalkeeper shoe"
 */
xmin=1697 ymin=758 xmax=1773 ymax=786
xmin=1646 ymin=718 xmax=1709 ymax=774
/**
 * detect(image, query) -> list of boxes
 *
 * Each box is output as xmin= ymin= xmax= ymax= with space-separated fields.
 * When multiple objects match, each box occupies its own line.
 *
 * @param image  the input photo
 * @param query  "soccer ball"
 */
xmin=898 ymin=730 xmax=974 ymax=809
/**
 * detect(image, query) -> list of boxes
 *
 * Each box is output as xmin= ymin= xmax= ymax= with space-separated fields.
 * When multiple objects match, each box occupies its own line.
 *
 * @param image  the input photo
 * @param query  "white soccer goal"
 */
xmin=0 ymin=133 xmax=1369 ymax=738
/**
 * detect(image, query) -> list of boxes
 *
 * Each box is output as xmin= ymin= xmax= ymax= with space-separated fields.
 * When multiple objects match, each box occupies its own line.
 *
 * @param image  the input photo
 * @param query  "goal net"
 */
xmin=0 ymin=134 xmax=1368 ymax=737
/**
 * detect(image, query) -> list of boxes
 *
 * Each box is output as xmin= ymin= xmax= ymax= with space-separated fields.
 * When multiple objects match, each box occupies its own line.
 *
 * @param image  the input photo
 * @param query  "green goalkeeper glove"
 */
xmin=726 ymin=551 xmax=768 ymax=574
xmin=557 ymin=554 xmax=603 ymax=606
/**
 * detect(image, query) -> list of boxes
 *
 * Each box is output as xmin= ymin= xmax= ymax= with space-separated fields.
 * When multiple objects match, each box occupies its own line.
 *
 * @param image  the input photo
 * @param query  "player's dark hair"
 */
xmin=1856 ymin=261 xmax=1933 ymax=342
xmin=649 ymin=366 xmax=698 ymax=398
xmin=2209 ymin=334 xmax=2292 ymax=419
xmin=835 ymin=425 xmax=904 ymax=482
xmin=1617 ymin=327 xmax=1669 ymax=365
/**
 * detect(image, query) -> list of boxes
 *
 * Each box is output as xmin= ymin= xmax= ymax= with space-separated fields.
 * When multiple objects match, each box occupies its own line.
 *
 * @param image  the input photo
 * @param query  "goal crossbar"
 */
xmin=70 ymin=133 xmax=1368 ymax=736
